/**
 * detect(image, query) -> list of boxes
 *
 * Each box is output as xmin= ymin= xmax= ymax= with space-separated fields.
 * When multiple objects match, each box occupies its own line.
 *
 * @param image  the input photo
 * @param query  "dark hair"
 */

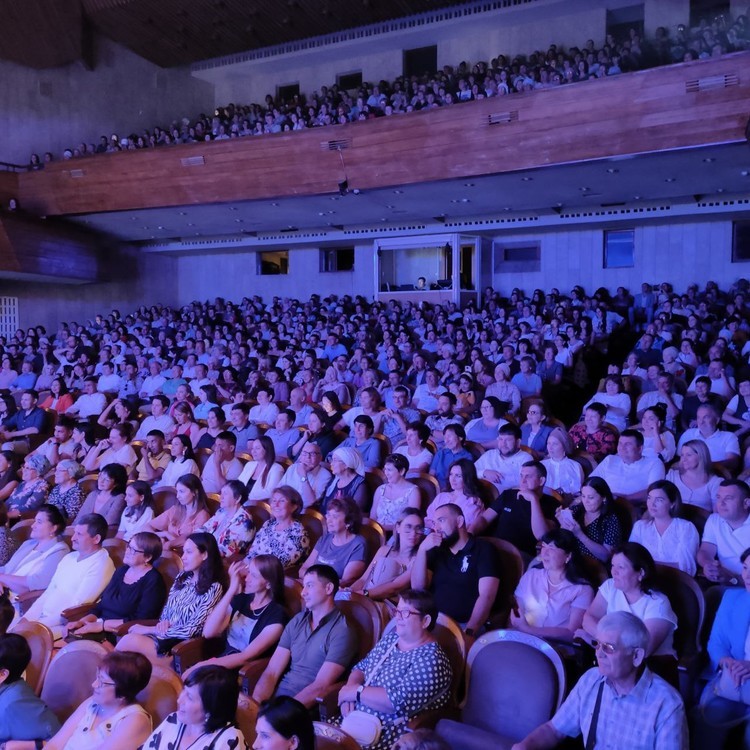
xmin=102 ymin=650 xmax=152 ymax=703
xmin=109 ymin=422 xmax=133 ymax=442
xmin=537 ymin=529 xmax=590 ymax=585
xmin=200 ymin=384 xmax=219 ymax=403
xmin=400 ymin=588 xmax=438 ymax=631
xmin=50 ymin=377 xmax=69 ymax=396
xmin=718 ymin=478 xmax=750 ymax=500
xmin=0 ymin=450 xmax=19 ymax=490
xmin=581 ymin=477 xmax=614 ymax=516
xmin=611 ymin=542 xmax=658 ymax=594
xmin=184 ymin=665 xmax=240 ymax=731
xmin=271 ymin=485 xmax=303 ymax=515
xmin=0 ymin=633 xmax=31 ymax=681
xmin=123 ymin=480 xmax=155 ymax=522
xmin=254 ymin=435 xmax=277 ymax=487
xmin=642 ymin=403 xmax=667 ymax=427
xmin=174 ymin=474 xmax=210 ymax=525
xmin=406 ymin=421 xmax=431 ymax=445
xmin=100 ymin=462 xmax=128 ymax=495
xmin=131 ymin=531 xmax=162 ymax=564
xmin=498 ymin=422 xmax=522 ymax=440
xmin=250 ymin=554 xmax=286 ymax=604
xmin=0 ymin=593 xmax=14 ymax=636
xmin=216 ymin=430 xmax=237 ymax=449
xmin=393 ymin=507 xmax=425 ymax=557
xmin=522 ymin=460 xmax=547 ymax=480
xmin=176 ymin=532 xmax=226 ymax=596
xmin=322 ymin=390 xmax=342 ymax=411
xmin=77 ymin=513 xmax=108 ymax=544
xmin=645 ymin=480 xmax=681 ymax=519
xmin=327 ymin=496 xmax=362 ymax=533
xmin=257 ymin=696 xmax=315 ymax=750
xmin=620 ymin=428 xmax=644 ymax=447
xmin=385 ymin=453 xmax=409 ymax=475
xmin=445 ymin=458 xmax=481 ymax=497
xmin=207 ymin=405 xmax=225 ymax=424
xmin=482 ymin=396 xmax=505 ymax=420
xmin=223 ymin=479 xmax=248 ymax=505
xmin=36 ymin=503 xmax=66 ymax=536
xmin=230 ymin=401 xmax=250 ymax=416
xmin=304 ymin=563 xmax=340 ymax=594
xmin=444 ymin=423 xmax=466 ymax=442
xmin=171 ymin=433 xmax=196 ymax=461
xmin=585 ymin=402 xmax=607 ymax=419
xmin=151 ymin=394 xmax=170 ymax=409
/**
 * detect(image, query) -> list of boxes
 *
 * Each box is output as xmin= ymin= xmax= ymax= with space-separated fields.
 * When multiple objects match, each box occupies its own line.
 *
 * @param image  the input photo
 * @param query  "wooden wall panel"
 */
xmin=17 ymin=53 xmax=750 ymax=218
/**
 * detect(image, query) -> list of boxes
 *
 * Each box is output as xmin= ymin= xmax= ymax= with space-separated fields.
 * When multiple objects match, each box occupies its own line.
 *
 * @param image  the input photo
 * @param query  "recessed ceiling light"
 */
xmin=633 ymin=195 xmax=641 ymax=200
xmin=716 ymin=188 xmax=725 ymax=193
xmin=270 ymin=202 xmax=279 ymax=207
xmin=142 ymin=226 xmax=149 ymax=229
xmin=579 ymin=187 xmax=590 ymax=191
xmin=228 ymin=206 xmax=238 ymax=211
xmin=329 ymin=196 xmax=340 ymax=201
xmin=741 ymin=170 xmax=749 ymax=177
xmin=606 ymin=168 xmax=619 ymax=174
xmin=521 ymin=177 xmax=533 ymax=182
xmin=235 ymin=218 xmax=244 ymax=222
xmin=664 ymin=177 xmax=675 ymax=183
xmin=393 ymin=189 xmax=404 ymax=194
xmin=703 ymin=157 xmax=715 ymax=163
xmin=179 ymin=211 xmax=187 ymax=216
xmin=157 ymin=225 xmax=165 ymax=230
xmin=464 ymin=182 xmax=475 ymax=187
xmin=187 ymin=223 xmax=195 ymax=227
xmin=130 ymin=216 xmax=138 ymax=221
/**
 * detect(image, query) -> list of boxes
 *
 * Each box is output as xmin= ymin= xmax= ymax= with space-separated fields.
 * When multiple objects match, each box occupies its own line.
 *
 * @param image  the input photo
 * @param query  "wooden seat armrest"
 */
xmin=115 ymin=619 xmax=159 ymax=637
xmin=315 ymin=680 xmax=345 ymax=721
xmin=15 ymin=589 xmax=43 ymax=614
xmin=61 ymin=603 xmax=97 ymax=622
xmin=172 ymin=637 xmax=225 ymax=676
xmin=408 ymin=707 xmax=460 ymax=730
xmin=239 ymin=657 xmax=271 ymax=695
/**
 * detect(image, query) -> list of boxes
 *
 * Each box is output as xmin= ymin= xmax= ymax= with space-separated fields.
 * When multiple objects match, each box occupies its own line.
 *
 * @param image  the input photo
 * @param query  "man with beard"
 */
xmin=411 ymin=503 xmax=499 ymax=637
xmin=475 ymin=422 xmax=533 ymax=493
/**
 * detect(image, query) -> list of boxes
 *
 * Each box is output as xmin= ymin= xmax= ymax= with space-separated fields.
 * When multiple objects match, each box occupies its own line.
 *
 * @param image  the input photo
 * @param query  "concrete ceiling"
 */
xmin=67 ymin=142 xmax=750 ymax=245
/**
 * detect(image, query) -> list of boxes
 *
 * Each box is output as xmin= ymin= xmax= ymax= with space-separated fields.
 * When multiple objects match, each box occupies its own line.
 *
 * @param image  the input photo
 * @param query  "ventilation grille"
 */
xmin=0 ymin=297 xmax=18 ymax=340
xmin=445 ymin=215 xmax=539 ymax=227
xmin=697 ymin=197 xmax=750 ymax=208
xmin=344 ymin=224 xmax=427 ymax=235
xmin=685 ymin=73 xmax=739 ymax=92
xmin=181 ymin=156 xmax=205 ymax=167
xmin=192 ymin=0 xmax=544 ymax=71
xmin=321 ymin=139 xmax=350 ymax=151
xmin=558 ymin=205 xmax=672 ymax=219
xmin=488 ymin=111 xmax=519 ymax=125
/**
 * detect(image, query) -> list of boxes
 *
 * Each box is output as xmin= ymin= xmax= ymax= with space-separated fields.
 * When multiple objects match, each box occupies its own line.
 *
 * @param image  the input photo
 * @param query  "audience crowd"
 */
xmin=26 ymin=13 xmax=750 ymax=166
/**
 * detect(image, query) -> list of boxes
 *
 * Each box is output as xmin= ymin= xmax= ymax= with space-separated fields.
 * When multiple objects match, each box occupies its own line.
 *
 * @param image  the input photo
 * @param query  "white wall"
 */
xmin=489 ymin=219 xmax=737 ymax=297
xmin=0 ymin=35 xmax=214 ymax=165
xmin=176 ymin=244 xmax=375 ymax=303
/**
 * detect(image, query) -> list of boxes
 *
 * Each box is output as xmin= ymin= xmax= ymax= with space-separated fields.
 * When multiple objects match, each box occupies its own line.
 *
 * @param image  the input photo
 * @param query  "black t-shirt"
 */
xmin=94 ymin=565 xmax=166 ymax=622
xmin=426 ymin=536 xmax=500 ymax=623
xmin=489 ymin=489 xmax=559 ymax=558
xmin=225 ymin=595 xmax=287 ymax=656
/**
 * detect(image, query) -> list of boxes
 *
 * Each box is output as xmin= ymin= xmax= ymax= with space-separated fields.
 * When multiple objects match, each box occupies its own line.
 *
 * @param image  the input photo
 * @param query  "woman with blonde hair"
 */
xmin=665 ymin=438 xmax=722 ymax=511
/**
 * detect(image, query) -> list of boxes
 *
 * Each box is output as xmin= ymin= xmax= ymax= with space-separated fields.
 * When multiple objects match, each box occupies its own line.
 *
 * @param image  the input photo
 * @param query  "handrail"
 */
xmin=0 ymin=162 xmax=29 ymax=173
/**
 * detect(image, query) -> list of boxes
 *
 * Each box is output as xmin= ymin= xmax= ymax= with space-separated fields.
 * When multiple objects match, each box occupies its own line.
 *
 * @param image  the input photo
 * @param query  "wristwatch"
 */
xmin=356 ymin=685 xmax=364 ymax=702
xmin=300 ymin=474 xmax=308 ymax=483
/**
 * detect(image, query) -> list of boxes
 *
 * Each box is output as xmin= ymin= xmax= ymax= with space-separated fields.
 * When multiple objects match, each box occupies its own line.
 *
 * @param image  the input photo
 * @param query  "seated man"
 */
xmin=0 ymin=633 xmax=61 ymax=742
xmin=696 ymin=479 xmax=750 ymax=586
xmin=590 ymin=430 xmax=665 ymax=504
xmin=22 ymin=513 xmax=115 ymax=640
xmin=680 ymin=376 xmax=725 ymax=431
xmin=135 ymin=395 xmax=175 ymax=439
xmin=288 ymin=386 xmax=313 ymax=428
xmin=677 ymin=403 xmax=740 ymax=474
xmin=265 ymin=409 xmax=302 ymax=459
xmin=65 ymin=376 xmax=107 ymax=418
xmin=96 ymin=360 xmax=121 ymax=394
xmin=511 ymin=611 xmax=687 ymax=750
xmin=0 ymin=389 xmax=46 ymax=455
xmin=470 ymin=461 xmax=558 ymax=559
xmin=134 ymin=429 xmax=171 ymax=483
xmin=635 ymin=372 xmax=683 ymax=432
xmin=30 ymin=414 xmax=76 ymax=466
xmin=281 ymin=442 xmax=332 ymax=509
xmin=429 ymin=424 xmax=473 ymax=488
xmin=381 ymin=385 xmax=420 ymax=447
xmin=475 ymin=423 xmax=533 ymax=494
xmin=201 ymin=430 xmax=243 ymax=494
xmin=9 ymin=361 xmax=38 ymax=392
xmin=231 ymin=401 xmax=260 ymax=448
xmin=412 ymin=369 xmax=447 ymax=413
xmin=252 ymin=564 xmax=357 ymax=708
xmin=411 ymin=503 xmax=500 ymax=637
xmin=568 ymin=403 xmax=617 ymax=464
xmin=511 ymin=357 xmax=543 ymax=400
xmin=248 ymin=388 xmax=280 ymax=429
xmin=425 ymin=393 xmax=464 ymax=448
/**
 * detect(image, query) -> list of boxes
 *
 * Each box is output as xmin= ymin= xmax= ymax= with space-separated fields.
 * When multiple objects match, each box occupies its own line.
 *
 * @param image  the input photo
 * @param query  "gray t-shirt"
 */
xmin=313 ymin=533 xmax=367 ymax=579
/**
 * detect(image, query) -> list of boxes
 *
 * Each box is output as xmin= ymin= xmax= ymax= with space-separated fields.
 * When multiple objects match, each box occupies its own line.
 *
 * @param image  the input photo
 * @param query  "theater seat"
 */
xmin=436 ymin=629 xmax=565 ymax=750
xmin=137 ymin=664 xmax=183 ymax=727
xmin=9 ymin=619 xmax=54 ymax=696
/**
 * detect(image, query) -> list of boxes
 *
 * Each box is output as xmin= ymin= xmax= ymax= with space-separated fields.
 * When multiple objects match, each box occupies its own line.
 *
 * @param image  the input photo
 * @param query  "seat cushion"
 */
xmin=436 ymin=719 xmax=515 ymax=750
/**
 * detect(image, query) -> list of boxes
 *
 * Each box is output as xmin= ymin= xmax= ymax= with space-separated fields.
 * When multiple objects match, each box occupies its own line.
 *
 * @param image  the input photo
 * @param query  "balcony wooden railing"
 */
xmin=16 ymin=52 xmax=750 ymax=218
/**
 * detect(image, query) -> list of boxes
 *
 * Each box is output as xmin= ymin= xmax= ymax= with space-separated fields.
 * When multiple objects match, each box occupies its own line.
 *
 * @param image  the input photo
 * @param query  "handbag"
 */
xmin=711 ymin=668 xmax=750 ymax=705
xmin=340 ymin=640 xmax=399 ymax=747
xmin=698 ymin=668 xmax=750 ymax=729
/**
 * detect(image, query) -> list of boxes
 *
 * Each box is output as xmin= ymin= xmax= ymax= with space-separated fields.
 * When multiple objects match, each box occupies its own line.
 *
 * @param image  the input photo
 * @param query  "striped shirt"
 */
xmin=159 ymin=573 xmax=223 ymax=640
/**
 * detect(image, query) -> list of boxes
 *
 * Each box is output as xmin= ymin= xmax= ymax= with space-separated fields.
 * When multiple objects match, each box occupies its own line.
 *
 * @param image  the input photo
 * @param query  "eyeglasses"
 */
xmin=126 ymin=543 xmax=145 ymax=554
xmin=591 ymin=639 xmax=618 ymax=655
xmin=394 ymin=608 xmax=423 ymax=620
xmin=94 ymin=671 xmax=116 ymax=687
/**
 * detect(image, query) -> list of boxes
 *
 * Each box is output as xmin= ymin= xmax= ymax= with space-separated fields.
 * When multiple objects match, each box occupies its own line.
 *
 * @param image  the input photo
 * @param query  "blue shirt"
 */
xmin=0 ymin=679 xmax=60 ymax=741
xmin=430 ymin=447 xmax=473 ymax=487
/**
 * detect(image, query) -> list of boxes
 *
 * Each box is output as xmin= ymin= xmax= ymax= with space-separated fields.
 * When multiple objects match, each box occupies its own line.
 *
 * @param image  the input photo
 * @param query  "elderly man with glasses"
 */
xmin=281 ymin=442 xmax=332 ymax=509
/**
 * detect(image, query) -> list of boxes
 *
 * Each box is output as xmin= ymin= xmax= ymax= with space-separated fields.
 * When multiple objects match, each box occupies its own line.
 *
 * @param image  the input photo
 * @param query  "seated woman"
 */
xmin=425 ymin=458 xmax=484 ymax=530
xmin=694 ymin=547 xmax=750 ymax=748
xmin=665 ymin=438 xmax=722 ymax=511
xmin=510 ymin=528 xmax=594 ymax=642
xmin=638 ymin=404 xmax=676 ymax=464
xmin=350 ymin=507 xmax=424 ymax=609
xmin=255 ymin=696 xmax=315 ymax=750
xmin=38 ymin=377 xmax=74 ymax=413
xmin=371 ymin=454 xmax=421 ymax=531
xmin=145 ymin=474 xmax=212 ymax=551
xmin=47 ymin=459 xmax=85 ymax=521
xmin=394 ymin=422 xmax=433 ymax=475
xmin=187 ymin=555 xmax=287 ymax=676
xmin=464 ymin=396 xmax=507 ymax=449
xmin=336 ymin=589 xmax=452 ymax=750
xmin=322 ymin=447 xmax=369 ymax=514
xmin=314 ymin=371 xmax=350 ymax=410
xmin=320 ymin=390 xmax=345 ymax=431
xmin=82 ymin=424 xmax=137 ymax=475
xmin=29 ymin=651 xmax=152 ymax=750
xmin=556 ymin=476 xmax=623 ymax=563
xmin=580 ymin=542 xmax=677 ymax=662
xmin=96 ymin=399 xmax=139 ymax=436
xmin=582 ymin=375 xmax=631 ymax=433
xmin=237 ymin=436 xmax=284 ymax=502
xmin=338 ymin=414 xmax=382 ymax=470
xmin=290 ymin=408 xmax=339 ymax=462
xmin=117 ymin=532 xmax=225 ymax=665
xmin=116 ymin=481 xmax=156 ymax=542
xmin=195 ymin=406 xmax=225 ymax=450
xmin=520 ymin=399 xmax=555 ymax=456
xmin=0 ymin=450 xmax=19 ymax=503
xmin=74 ymin=462 xmax=128 ymax=527
xmin=172 ymin=401 xmax=201 ymax=448
xmin=159 ymin=434 xmax=201 ymax=488
xmin=70 ymin=422 xmax=97 ymax=464
xmin=629 ymin=480 xmax=699 ymax=576
xmin=142 ymin=664 xmax=247 ymax=749
xmin=65 ymin=531 xmax=167 ymax=642
xmin=299 ymin=497 xmax=367 ymax=587
xmin=247 ymin=486 xmax=310 ymax=569
xmin=6 ymin=455 xmax=50 ymax=520
xmin=193 ymin=384 xmax=221 ymax=421
xmin=200 ymin=479 xmax=255 ymax=558
xmin=0 ymin=505 xmax=68 ymax=601
xmin=541 ymin=428 xmax=584 ymax=503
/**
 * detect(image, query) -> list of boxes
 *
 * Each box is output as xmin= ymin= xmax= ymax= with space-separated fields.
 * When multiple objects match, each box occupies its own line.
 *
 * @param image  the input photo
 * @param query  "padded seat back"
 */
xmin=137 ymin=664 xmax=182 ymax=727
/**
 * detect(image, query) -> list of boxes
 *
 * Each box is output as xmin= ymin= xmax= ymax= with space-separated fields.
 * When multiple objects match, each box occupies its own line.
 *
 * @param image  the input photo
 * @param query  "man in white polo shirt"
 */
xmin=697 ymin=479 xmax=750 ymax=586
xmin=677 ymin=403 xmax=740 ymax=474
xmin=590 ymin=430 xmax=665 ymax=504
xmin=281 ymin=442 xmax=332 ymax=509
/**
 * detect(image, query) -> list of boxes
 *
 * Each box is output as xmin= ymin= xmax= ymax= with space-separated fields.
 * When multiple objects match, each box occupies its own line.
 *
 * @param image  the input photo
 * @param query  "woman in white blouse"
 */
xmin=629 ymin=480 xmax=699 ymax=576
xmin=237 ymin=436 xmax=284 ymax=502
xmin=665 ymin=439 xmax=722 ymax=512
xmin=638 ymin=404 xmax=676 ymax=464
xmin=541 ymin=428 xmax=584 ymax=503
xmin=159 ymin=435 xmax=200 ymax=488
xmin=582 ymin=375 xmax=631 ymax=433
